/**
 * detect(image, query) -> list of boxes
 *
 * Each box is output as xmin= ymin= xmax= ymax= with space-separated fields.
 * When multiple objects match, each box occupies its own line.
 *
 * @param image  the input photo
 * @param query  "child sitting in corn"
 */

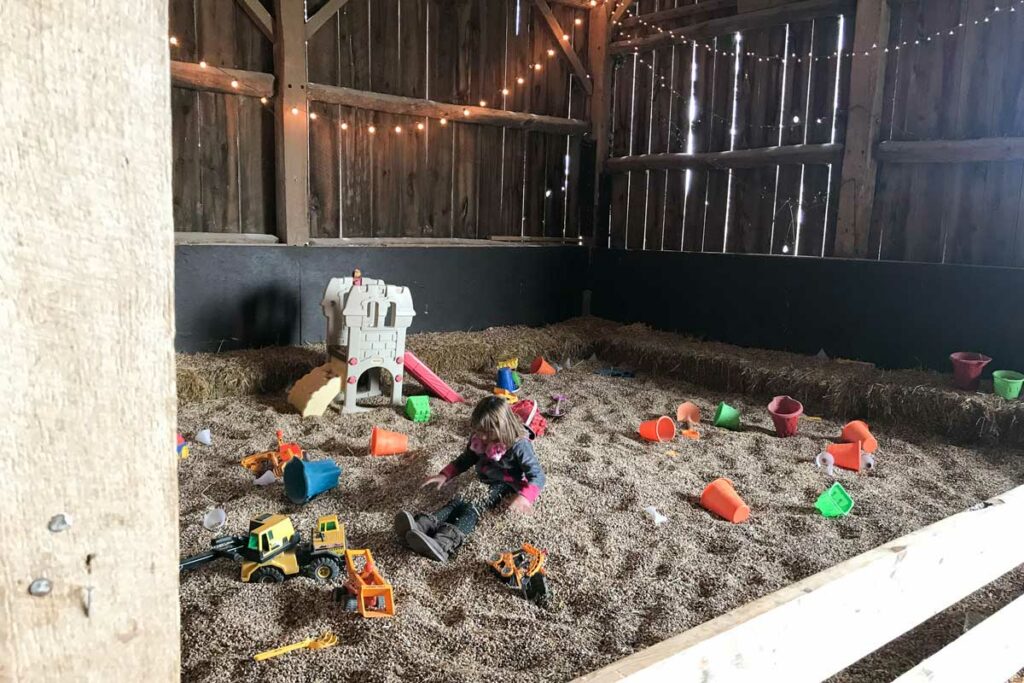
xmin=394 ymin=396 xmax=546 ymax=562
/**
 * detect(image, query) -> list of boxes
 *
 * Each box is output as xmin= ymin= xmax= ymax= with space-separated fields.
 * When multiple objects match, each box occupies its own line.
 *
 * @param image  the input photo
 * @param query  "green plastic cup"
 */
xmin=815 ymin=483 xmax=854 ymax=518
xmin=992 ymin=370 xmax=1024 ymax=400
xmin=713 ymin=402 xmax=741 ymax=431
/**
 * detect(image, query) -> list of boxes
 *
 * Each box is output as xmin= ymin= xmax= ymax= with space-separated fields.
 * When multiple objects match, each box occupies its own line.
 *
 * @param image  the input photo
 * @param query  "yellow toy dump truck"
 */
xmin=180 ymin=514 xmax=347 ymax=583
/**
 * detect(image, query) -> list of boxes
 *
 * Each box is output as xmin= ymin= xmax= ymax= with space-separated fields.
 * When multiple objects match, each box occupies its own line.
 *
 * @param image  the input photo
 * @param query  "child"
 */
xmin=394 ymin=396 xmax=546 ymax=562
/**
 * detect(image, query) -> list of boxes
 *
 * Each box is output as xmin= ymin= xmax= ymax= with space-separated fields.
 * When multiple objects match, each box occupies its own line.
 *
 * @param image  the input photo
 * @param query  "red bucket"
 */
xmin=950 ymin=352 xmax=991 ymax=391
xmin=767 ymin=395 xmax=803 ymax=437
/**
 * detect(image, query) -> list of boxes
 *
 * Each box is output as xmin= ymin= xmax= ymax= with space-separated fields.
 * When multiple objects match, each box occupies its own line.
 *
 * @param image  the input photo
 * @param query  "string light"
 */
xmin=417 ymin=122 xmax=425 ymax=131
xmin=260 ymin=96 xmax=268 ymax=104
xmin=548 ymin=48 xmax=556 ymax=57
xmin=169 ymin=36 xmax=179 ymax=46
xmin=309 ymin=111 xmax=317 ymax=120
xmin=463 ymin=108 xmax=471 ymax=116
xmin=394 ymin=125 xmax=402 ymax=133
xmin=534 ymin=64 xmax=543 ymax=71
xmin=562 ymin=33 xmax=570 ymax=41
xmin=479 ymin=100 xmax=487 ymax=107
xmin=501 ymin=88 xmax=510 ymax=96
xmin=440 ymin=118 xmax=448 ymax=125
xmin=230 ymin=79 xmax=239 ymax=89
xmin=199 ymin=61 xmax=207 ymax=69
xmin=575 ymin=17 xmax=583 ymax=26
xmin=517 ymin=77 xmax=525 ymax=84
xmin=290 ymin=106 xmax=299 ymax=115
xmin=340 ymin=122 xmax=348 ymax=130
xmin=368 ymin=125 xmax=376 ymax=134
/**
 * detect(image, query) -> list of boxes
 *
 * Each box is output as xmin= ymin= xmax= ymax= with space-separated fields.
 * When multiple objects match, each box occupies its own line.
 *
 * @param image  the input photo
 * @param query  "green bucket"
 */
xmin=713 ymin=402 xmax=742 ymax=431
xmin=992 ymin=370 xmax=1024 ymax=400
xmin=815 ymin=483 xmax=854 ymax=518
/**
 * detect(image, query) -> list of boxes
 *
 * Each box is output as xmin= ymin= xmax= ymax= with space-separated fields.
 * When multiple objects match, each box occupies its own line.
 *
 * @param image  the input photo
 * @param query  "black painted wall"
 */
xmin=589 ymin=249 xmax=1024 ymax=372
xmin=175 ymin=246 xmax=587 ymax=352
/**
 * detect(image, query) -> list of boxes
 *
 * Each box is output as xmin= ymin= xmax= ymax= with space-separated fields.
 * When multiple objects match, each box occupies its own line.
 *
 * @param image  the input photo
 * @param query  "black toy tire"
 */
xmin=308 ymin=556 xmax=341 ymax=582
xmin=250 ymin=566 xmax=285 ymax=584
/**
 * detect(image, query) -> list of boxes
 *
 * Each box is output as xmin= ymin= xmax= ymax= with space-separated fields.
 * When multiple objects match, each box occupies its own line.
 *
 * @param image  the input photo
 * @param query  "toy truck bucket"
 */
xmin=284 ymin=458 xmax=342 ymax=505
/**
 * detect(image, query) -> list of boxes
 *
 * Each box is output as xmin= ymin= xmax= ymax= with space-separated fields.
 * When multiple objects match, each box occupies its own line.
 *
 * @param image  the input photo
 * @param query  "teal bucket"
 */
xmin=284 ymin=458 xmax=341 ymax=504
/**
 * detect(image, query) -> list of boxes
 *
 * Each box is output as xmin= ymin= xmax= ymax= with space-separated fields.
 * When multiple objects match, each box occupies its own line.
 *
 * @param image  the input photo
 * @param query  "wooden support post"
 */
xmin=533 ymin=0 xmax=594 ymax=95
xmin=833 ymin=0 xmax=889 ymax=258
xmin=272 ymin=0 xmax=310 ymax=245
xmin=588 ymin=0 xmax=612 ymax=245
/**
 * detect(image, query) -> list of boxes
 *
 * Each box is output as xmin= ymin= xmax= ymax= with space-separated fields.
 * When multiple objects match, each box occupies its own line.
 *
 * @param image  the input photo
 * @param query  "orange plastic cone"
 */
xmin=700 ymin=478 xmax=750 ymax=523
xmin=369 ymin=427 xmax=408 ymax=456
xmin=827 ymin=441 xmax=862 ymax=471
xmin=529 ymin=357 xmax=557 ymax=375
xmin=841 ymin=420 xmax=877 ymax=453
xmin=638 ymin=416 xmax=676 ymax=442
xmin=676 ymin=401 xmax=701 ymax=426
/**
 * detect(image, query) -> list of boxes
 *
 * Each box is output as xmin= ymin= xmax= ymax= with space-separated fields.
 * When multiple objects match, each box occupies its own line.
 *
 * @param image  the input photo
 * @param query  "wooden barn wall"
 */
xmin=869 ymin=0 xmax=1024 ymax=267
xmin=607 ymin=0 xmax=851 ymax=255
xmin=168 ymin=0 xmax=593 ymax=240
xmin=169 ymin=0 xmax=277 ymax=234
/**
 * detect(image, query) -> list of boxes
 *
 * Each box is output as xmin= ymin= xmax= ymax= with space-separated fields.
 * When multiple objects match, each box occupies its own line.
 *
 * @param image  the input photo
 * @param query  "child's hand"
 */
xmin=508 ymin=495 xmax=534 ymax=514
xmin=420 ymin=474 xmax=448 ymax=490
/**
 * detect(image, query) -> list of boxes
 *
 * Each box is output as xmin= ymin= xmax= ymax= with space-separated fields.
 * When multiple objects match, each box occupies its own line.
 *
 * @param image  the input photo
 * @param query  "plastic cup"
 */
xmin=530 ymin=357 xmax=557 ymax=375
xmin=826 ymin=441 xmax=863 ymax=472
xmin=767 ymin=395 xmax=803 ymax=437
xmin=676 ymin=401 xmax=701 ymax=426
xmin=841 ymin=420 xmax=878 ymax=453
xmin=638 ymin=416 xmax=676 ymax=442
xmin=713 ymin=402 xmax=741 ymax=431
xmin=369 ymin=427 xmax=409 ymax=456
xmin=700 ymin=478 xmax=750 ymax=523
xmin=992 ymin=370 xmax=1024 ymax=400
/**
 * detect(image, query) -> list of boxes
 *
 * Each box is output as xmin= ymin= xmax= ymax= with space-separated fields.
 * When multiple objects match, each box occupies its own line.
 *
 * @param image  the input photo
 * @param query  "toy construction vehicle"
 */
xmin=332 ymin=548 xmax=395 ymax=618
xmin=241 ymin=430 xmax=304 ymax=478
xmin=489 ymin=543 xmax=550 ymax=605
xmin=180 ymin=514 xmax=347 ymax=583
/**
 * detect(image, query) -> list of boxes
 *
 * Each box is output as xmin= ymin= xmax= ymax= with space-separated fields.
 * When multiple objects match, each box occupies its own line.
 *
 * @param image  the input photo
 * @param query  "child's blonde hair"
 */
xmin=470 ymin=396 xmax=524 ymax=447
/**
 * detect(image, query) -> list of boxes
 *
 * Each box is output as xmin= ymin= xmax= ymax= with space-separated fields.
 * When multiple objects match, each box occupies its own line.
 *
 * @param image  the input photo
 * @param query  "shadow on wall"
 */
xmin=192 ymin=285 xmax=300 ymax=352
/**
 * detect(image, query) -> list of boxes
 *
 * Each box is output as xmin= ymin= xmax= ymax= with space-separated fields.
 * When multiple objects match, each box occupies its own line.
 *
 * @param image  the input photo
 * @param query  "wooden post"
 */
xmin=3 ymin=0 xmax=178 ymax=678
xmin=833 ymin=0 xmax=890 ymax=258
xmin=273 ymin=0 xmax=310 ymax=245
xmin=588 ymin=2 xmax=612 ymax=245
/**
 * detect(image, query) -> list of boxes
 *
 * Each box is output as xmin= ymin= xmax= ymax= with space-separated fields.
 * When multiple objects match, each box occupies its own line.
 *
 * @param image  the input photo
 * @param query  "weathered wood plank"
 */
xmin=238 ymin=96 xmax=275 ymax=234
xmin=171 ymin=60 xmax=275 ymax=97
xmin=533 ymin=0 xmax=595 ymax=94
xmin=307 ymin=82 xmax=591 ymax=134
xmin=169 ymin=0 xmax=198 ymax=61
xmin=610 ymin=0 xmax=855 ymax=53
xmin=309 ymin=101 xmax=340 ymax=238
xmin=877 ymin=137 xmax=1024 ymax=164
xmin=236 ymin=0 xmax=274 ymax=40
xmin=272 ymin=0 xmax=311 ymax=244
xmin=198 ymin=92 xmax=240 ymax=232
xmin=608 ymin=56 xmax=634 ymax=248
xmin=171 ymin=87 xmax=202 ymax=231
xmin=618 ymin=0 xmax=737 ymax=29
xmin=306 ymin=0 xmax=350 ymax=39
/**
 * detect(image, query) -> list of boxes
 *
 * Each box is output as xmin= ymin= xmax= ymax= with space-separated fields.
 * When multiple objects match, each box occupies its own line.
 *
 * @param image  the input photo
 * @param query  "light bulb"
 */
xmin=260 ymin=97 xmax=268 ymax=104
xmin=782 ymin=244 xmax=790 ymax=254
xmin=517 ymin=77 xmax=525 ymax=84
xmin=368 ymin=125 xmax=376 ymax=134
xmin=341 ymin=122 xmax=349 ymax=130
xmin=575 ymin=17 xmax=583 ymax=25
xmin=309 ymin=111 xmax=317 ymax=119
xmin=534 ymin=64 xmax=542 ymax=71
xmin=417 ymin=122 xmax=425 ymax=131
xmin=501 ymin=88 xmax=510 ymax=96
xmin=290 ymin=107 xmax=299 ymax=115
xmin=792 ymin=115 xmax=800 ymax=124
xmin=479 ymin=100 xmax=487 ymax=107
xmin=440 ymin=118 xmax=448 ymax=125
xmin=395 ymin=125 xmax=402 ymax=133
xmin=463 ymin=109 xmax=470 ymax=116
xmin=199 ymin=60 xmax=207 ymax=68
xmin=562 ymin=34 xmax=570 ymax=41
xmin=169 ymin=36 xmax=179 ymax=46
xmin=547 ymin=49 xmax=556 ymax=57
xmin=230 ymin=80 xmax=239 ymax=89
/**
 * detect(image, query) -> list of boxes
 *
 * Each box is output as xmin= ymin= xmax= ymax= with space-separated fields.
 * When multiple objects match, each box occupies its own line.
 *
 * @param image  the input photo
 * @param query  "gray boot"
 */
xmin=406 ymin=523 xmax=466 ymax=562
xmin=394 ymin=511 xmax=440 ymax=543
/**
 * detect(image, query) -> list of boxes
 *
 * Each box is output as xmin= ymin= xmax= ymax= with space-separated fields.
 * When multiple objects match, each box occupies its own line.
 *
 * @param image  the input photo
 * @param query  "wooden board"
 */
xmin=577 ymin=485 xmax=1024 ymax=683
xmin=237 ymin=96 xmax=275 ymax=234
xmin=171 ymin=87 xmax=202 ymax=232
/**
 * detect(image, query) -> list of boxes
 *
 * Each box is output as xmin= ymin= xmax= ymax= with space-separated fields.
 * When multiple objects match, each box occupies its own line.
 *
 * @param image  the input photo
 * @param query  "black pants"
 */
xmin=434 ymin=484 xmax=516 ymax=535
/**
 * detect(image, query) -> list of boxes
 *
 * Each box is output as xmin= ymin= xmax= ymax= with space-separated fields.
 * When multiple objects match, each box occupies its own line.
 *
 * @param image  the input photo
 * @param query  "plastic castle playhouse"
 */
xmin=289 ymin=272 xmax=462 ymax=417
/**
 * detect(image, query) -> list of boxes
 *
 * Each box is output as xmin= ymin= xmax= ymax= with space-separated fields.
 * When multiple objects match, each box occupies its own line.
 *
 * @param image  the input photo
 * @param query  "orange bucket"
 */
xmin=638 ymin=416 xmax=676 ymax=442
xmin=369 ymin=427 xmax=408 ymax=456
xmin=529 ymin=357 xmax=557 ymax=375
xmin=841 ymin=420 xmax=877 ymax=453
xmin=700 ymin=478 xmax=750 ymax=523
xmin=676 ymin=401 xmax=701 ymax=426
xmin=827 ymin=441 xmax=862 ymax=471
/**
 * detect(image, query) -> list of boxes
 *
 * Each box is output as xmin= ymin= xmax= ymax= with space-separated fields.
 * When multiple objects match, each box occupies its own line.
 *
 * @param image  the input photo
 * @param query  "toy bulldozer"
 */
xmin=180 ymin=514 xmax=347 ymax=583
xmin=333 ymin=548 xmax=395 ymax=618
xmin=489 ymin=543 xmax=550 ymax=605
xmin=241 ymin=430 xmax=304 ymax=478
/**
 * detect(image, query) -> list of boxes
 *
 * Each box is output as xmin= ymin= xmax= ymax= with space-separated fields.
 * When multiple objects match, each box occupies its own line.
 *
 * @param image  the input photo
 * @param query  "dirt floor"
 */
xmin=177 ymin=358 xmax=1024 ymax=683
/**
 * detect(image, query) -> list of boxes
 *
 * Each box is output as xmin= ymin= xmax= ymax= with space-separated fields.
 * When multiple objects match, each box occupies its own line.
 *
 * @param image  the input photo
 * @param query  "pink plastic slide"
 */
xmin=403 ymin=352 xmax=464 ymax=403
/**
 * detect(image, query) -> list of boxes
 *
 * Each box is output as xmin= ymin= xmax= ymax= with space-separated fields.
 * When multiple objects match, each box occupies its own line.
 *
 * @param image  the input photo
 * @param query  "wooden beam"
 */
xmin=533 ymin=0 xmax=594 ymax=95
xmin=306 ymin=82 xmax=591 ymax=135
xmin=833 ymin=0 xmax=889 ymax=258
xmin=610 ymin=0 xmax=853 ymax=53
xmin=606 ymin=143 xmax=843 ymax=172
xmin=576 ymin=485 xmax=1024 ymax=682
xmin=892 ymin=594 xmax=1024 ymax=683
xmin=175 ymin=232 xmax=280 ymax=245
xmin=235 ymin=0 xmax=274 ymax=40
xmin=618 ymin=0 xmax=737 ymax=29
xmin=550 ymin=0 xmax=600 ymax=8
xmin=588 ymin=1 xmax=612 ymax=244
xmin=170 ymin=60 xmax=275 ymax=98
xmin=272 ymin=0 xmax=310 ymax=245
xmin=876 ymin=137 xmax=1024 ymax=164
xmin=305 ymin=0 xmax=350 ymax=39
xmin=610 ymin=0 xmax=637 ymax=26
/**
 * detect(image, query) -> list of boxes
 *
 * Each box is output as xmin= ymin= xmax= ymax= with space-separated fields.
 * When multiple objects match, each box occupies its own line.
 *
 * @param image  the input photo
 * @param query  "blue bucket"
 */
xmin=496 ymin=367 xmax=519 ymax=393
xmin=284 ymin=458 xmax=341 ymax=504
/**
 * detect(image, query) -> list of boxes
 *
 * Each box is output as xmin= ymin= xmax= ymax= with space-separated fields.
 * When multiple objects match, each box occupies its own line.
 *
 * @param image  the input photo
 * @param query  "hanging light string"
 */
xmin=614 ymin=0 xmax=1022 ymax=62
